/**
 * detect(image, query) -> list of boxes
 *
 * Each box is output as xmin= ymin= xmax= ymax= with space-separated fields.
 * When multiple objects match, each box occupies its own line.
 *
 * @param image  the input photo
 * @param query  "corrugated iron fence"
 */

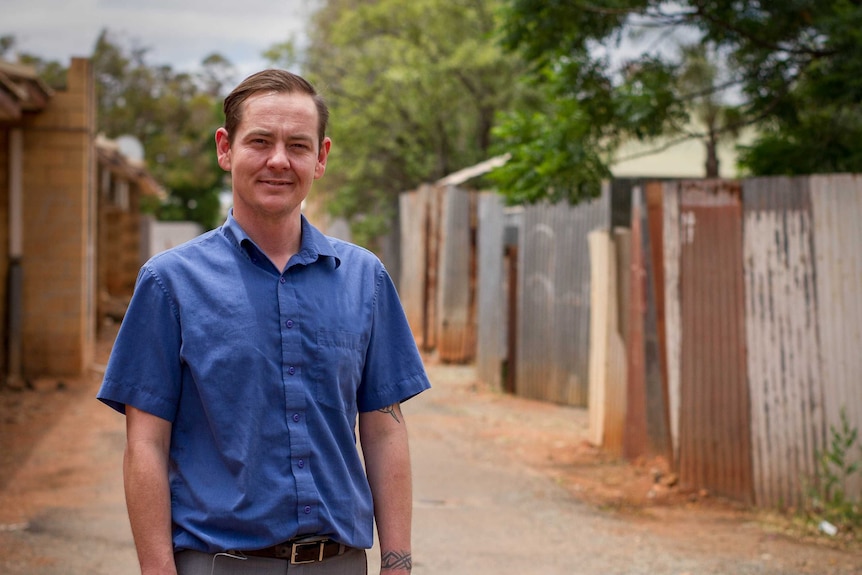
xmin=598 ymin=175 xmax=862 ymax=507
xmin=398 ymin=174 xmax=862 ymax=509
xmin=743 ymin=177 xmax=822 ymax=508
xmin=515 ymin=196 xmax=609 ymax=405
xmin=399 ymin=184 xmax=477 ymax=363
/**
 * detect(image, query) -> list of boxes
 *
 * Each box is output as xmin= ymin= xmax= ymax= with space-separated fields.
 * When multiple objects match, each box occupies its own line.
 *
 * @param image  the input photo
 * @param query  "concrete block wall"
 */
xmin=20 ymin=58 xmax=96 ymax=377
xmin=0 ymin=130 xmax=8 ymax=376
xmin=97 ymin=205 xmax=139 ymax=307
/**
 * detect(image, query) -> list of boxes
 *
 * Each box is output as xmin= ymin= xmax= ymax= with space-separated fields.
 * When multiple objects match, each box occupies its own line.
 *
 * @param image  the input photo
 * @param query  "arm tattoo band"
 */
xmin=377 ymin=403 xmax=401 ymax=423
xmin=380 ymin=550 xmax=412 ymax=571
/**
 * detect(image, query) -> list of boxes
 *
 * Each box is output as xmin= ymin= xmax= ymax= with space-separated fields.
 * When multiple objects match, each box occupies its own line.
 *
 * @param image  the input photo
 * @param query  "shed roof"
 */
xmin=95 ymin=134 xmax=167 ymax=200
xmin=0 ymin=59 xmax=53 ymax=122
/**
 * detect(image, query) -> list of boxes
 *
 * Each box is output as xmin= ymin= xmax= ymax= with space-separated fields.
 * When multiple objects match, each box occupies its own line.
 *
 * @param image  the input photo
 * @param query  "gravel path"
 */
xmin=0 ymin=354 xmax=858 ymax=574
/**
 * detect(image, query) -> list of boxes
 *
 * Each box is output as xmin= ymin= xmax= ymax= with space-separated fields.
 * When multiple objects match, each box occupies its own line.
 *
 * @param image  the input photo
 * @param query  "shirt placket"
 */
xmin=278 ymin=269 xmax=320 ymax=534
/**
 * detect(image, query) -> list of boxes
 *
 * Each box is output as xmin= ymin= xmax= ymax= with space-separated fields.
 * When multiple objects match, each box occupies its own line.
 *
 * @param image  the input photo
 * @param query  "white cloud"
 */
xmin=3 ymin=0 xmax=320 ymax=79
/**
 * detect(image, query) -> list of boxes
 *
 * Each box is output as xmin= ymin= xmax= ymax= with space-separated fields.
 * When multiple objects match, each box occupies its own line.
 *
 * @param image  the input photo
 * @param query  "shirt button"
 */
xmin=288 ymin=366 xmax=296 ymax=375
xmin=293 ymin=413 xmax=300 ymax=423
xmin=286 ymin=319 xmax=294 ymax=328
xmin=280 ymin=277 xmax=286 ymax=284
xmin=298 ymin=459 xmax=305 ymax=468
xmin=304 ymin=506 xmax=312 ymax=514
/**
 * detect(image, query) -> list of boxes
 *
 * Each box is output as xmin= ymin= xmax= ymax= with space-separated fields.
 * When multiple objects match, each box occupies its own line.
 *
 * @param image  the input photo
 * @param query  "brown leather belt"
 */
xmin=242 ymin=538 xmax=348 ymax=564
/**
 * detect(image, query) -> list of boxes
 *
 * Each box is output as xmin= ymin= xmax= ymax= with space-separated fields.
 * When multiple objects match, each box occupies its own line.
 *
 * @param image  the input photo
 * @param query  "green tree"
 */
xmin=0 ymin=34 xmax=14 ymax=57
xmin=491 ymin=0 xmax=862 ymax=204
xmin=293 ymin=0 xmax=533 ymax=245
xmin=199 ymin=52 xmax=238 ymax=98
xmin=675 ymin=42 xmax=743 ymax=178
xmin=92 ymin=30 xmax=226 ymax=229
xmin=262 ymin=39 xmax=299 ymax=70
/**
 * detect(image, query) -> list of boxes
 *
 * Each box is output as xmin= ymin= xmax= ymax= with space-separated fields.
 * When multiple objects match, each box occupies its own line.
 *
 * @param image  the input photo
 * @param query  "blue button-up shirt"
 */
xmin=97 ymin=212 xmax=430 ymax=553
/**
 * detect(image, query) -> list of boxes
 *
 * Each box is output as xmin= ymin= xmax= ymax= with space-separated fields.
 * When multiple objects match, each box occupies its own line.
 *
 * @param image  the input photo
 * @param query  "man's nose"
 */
xmin=267 ymin=144 xmax=291 ymax=169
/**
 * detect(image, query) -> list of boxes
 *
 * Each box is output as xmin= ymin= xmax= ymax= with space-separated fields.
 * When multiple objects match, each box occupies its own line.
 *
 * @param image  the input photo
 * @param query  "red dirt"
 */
xmin=0 ymin=329 xmax=859 ymax=574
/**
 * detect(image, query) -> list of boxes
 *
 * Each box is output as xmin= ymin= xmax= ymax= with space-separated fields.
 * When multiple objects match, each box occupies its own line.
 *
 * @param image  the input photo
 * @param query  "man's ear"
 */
xmin=315 ymin=137 xmax=332 ymax=179
xmin=215 ymin=127 xmax=231 ymax=171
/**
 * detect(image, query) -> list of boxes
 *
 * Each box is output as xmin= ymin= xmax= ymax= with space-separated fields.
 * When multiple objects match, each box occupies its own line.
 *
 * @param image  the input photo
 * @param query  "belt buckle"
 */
xmin=290 ymin=540 xmax=325 ymax=565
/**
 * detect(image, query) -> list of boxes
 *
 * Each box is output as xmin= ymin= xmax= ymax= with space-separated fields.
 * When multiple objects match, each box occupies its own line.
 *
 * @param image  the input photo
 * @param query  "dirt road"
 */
xmin=0 ymin=332 xmax=859 ymax=574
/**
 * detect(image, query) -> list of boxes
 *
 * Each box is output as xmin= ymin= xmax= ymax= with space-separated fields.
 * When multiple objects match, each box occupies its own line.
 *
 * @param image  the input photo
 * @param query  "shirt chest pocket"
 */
xmin=310 ymin=329 xmax=365 ymax=413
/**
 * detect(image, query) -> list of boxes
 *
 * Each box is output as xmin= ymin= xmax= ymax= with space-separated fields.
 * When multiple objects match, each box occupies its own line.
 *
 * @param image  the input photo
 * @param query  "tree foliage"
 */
xmin=294 ymin=0 xmax=533 ymax=243
xmin=676 ymin=42 xmax=743 ymax=177
xmin=491 ymin=0 xmax=862 ymax=204
xmin=92 ymin=30 xmax=229 ymax=229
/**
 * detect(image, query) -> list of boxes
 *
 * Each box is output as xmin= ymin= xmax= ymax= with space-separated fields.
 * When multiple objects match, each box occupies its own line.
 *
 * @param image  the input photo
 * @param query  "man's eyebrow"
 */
xmin=244 ymin=128 xmax=274 ymax=138
xmin=244 ymin=129 xmax=314 ymax=142
xmin=286 ymin=133 xmax=315 ymax=143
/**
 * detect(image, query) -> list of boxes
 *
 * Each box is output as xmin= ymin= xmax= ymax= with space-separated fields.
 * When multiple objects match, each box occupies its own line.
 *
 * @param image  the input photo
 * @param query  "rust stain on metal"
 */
xmin=678 ymin=180 xmax=753 ymax=503
xmin=437 ymin=186 xmax=476 ymax=363
xmin=644 ymin=182 xmax=672 ymax=462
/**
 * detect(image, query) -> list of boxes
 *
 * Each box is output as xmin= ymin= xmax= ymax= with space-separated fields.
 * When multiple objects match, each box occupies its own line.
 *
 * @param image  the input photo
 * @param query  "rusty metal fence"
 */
xmin=399 ymin=173 xmax=862 ymax=508
xmin=599 ymin=175 xmax=862 ymax=507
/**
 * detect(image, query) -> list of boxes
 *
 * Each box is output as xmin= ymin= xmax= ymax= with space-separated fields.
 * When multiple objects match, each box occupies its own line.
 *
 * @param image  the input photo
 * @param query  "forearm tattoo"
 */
xmin=377 ymin=403 xmax=401 ymax=423
xmin=380 ymin=550 xmax=412 ymax=571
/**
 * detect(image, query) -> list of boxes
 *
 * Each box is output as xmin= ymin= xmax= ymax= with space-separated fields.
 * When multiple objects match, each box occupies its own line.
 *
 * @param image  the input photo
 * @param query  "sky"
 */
xmin=3 ymin=0 xmax=321 ymax=80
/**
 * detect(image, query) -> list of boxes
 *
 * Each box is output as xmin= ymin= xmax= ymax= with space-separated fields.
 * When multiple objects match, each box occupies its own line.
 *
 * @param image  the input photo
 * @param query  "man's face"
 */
xmin=215 ymin=91 xmax=330 ymax=222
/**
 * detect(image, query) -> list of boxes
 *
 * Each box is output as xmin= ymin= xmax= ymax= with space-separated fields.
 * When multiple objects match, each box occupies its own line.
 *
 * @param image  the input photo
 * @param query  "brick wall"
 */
xmin=19 ymin=58 xmax=96 ymax=377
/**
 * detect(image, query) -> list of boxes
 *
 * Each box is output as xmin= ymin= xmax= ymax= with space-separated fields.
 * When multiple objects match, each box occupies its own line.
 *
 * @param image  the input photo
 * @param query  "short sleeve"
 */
xmin=356 ymin=268 xmax=431 ymax=412
xmin=96 ymin=265 xmax=183 ymax=421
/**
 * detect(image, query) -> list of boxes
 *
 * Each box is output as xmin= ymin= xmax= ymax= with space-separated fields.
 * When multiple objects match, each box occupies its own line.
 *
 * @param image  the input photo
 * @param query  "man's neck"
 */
xmin=235 ymin=209 xmax=302 ymax=272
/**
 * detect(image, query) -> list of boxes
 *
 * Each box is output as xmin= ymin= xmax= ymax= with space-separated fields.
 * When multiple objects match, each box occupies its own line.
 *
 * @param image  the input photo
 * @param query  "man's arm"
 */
xmin=124 ymin=406 xmax=177 ymax=575
xmin=359 ymin=403 xmax=414 ymax=574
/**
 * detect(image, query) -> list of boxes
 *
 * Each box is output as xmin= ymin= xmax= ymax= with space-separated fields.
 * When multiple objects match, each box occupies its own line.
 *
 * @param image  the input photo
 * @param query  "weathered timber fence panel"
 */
xmin=588 ymin=230 xmax=611 ymax=447
xmin=589 ymin=181 xmax=634 ymax=455
xmin=662 ymin=182 xmax=683 ymax=464
xmin=587 ymin=227 xmax=628 ymax=456
xmin=810 ymin=174 xmax=862 ymax=501
xmin=743 ymin=176 xmax=823 ymax=509
xmin=516 ymin=194 xmax=609 ymax=406
xmin=678 ymin=180 xmax=754 ymax=503
xmin=476 ymin=192 xmax=506 ymax=389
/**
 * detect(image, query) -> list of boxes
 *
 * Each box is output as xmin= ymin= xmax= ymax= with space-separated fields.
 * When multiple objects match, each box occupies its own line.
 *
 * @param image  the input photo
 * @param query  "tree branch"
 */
xmin=690 ymin=0 xmax=837 ymax=58
xmin=614 ymin=84 xmax=788 ymax=164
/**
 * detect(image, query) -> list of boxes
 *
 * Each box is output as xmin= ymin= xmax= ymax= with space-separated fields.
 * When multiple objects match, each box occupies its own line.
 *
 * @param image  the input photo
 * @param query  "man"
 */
xmin=97 ymin=69 xmax=430 ymax=575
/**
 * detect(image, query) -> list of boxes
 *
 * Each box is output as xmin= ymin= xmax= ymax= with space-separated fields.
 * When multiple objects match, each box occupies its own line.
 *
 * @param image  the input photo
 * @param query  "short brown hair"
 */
xmin=222 ymin=69 xmax=329 ymax=147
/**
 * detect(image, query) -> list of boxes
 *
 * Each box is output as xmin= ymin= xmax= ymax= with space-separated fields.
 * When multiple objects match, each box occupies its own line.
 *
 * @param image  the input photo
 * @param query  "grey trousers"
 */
xmin=175 ymin=548 xmax=367 ymax=575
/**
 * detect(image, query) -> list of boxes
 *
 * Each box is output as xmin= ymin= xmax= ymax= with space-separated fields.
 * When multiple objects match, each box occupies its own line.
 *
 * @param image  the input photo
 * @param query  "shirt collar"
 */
xmin=223 ymin=210 xmax=342 ymax=269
